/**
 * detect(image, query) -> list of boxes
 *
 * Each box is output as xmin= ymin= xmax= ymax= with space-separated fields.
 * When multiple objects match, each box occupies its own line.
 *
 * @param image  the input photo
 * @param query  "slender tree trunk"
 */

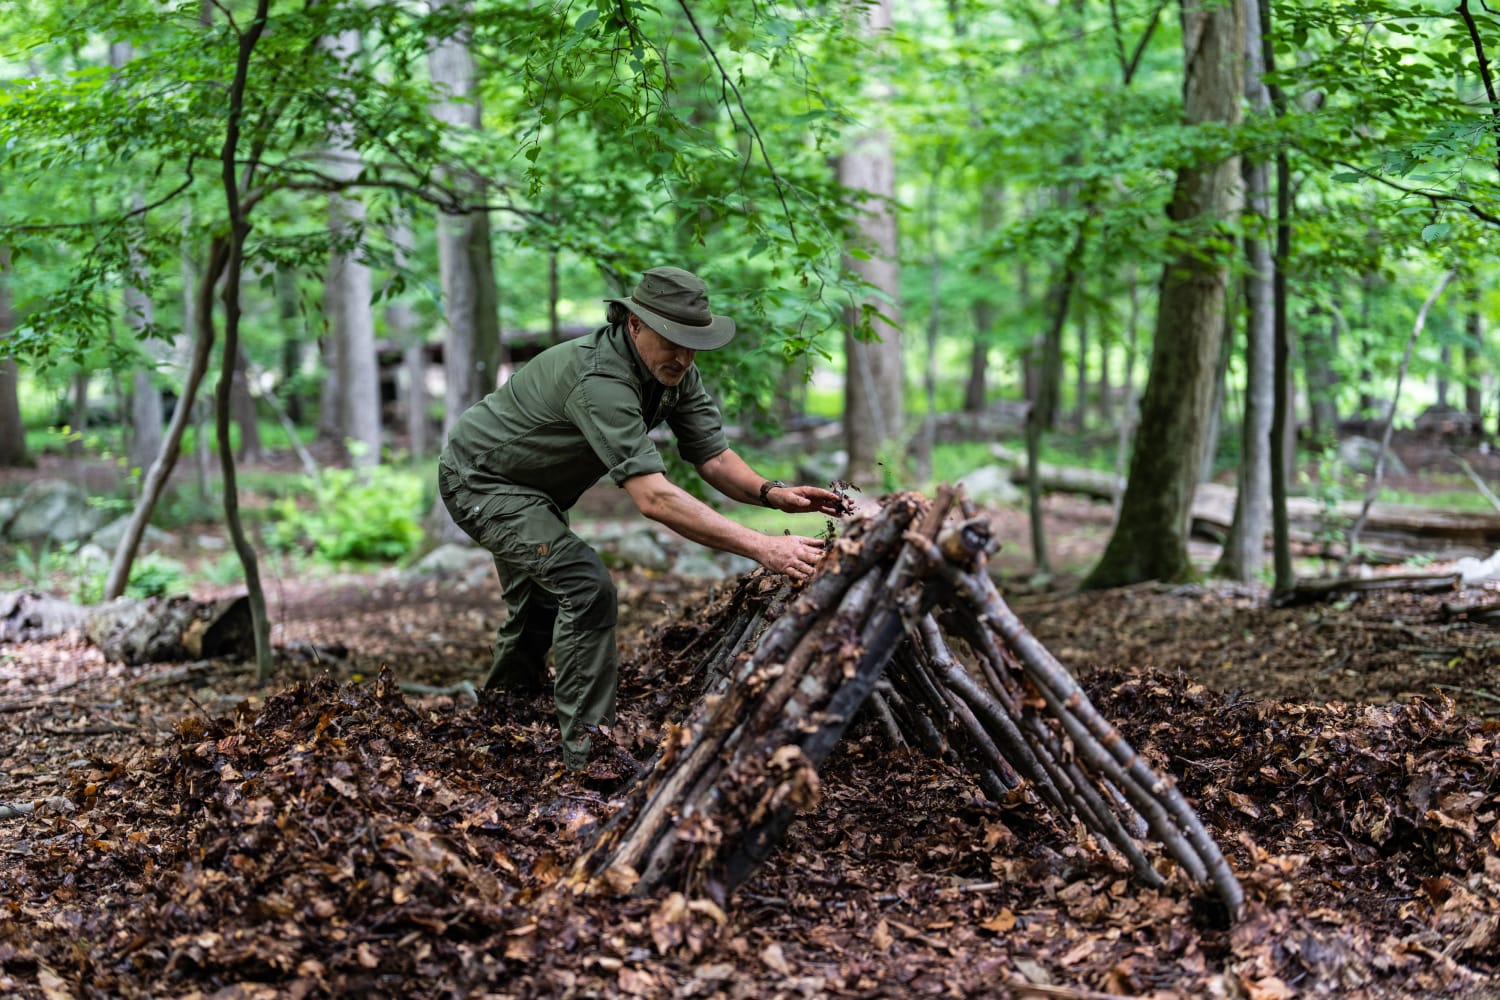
xmin=387 ymin=217 xmax=427 ymax=459
xmin=217 ymin=0 xmax=274 ymax=682
xmin=1268 ymin=81 xmax=1295 ymax=589
xmin=1465 ymin=290 xmax=1484 ymax=433
xmin=230 ymin=346 xmax=260 ymax=463
xmin=840 ymin=0 xmax=903 ymax=487
xmin=429 ymin=0 xmax=501 ymax=540
xmin=1098 ymin=327 xmax=1114 ymax=427
xmin=1307 ymin=306 xmax=1341 ymax=445
xmin=1357 ymin=269 xmax=1377 ymax=419
xmin=1437 ymin=344 xmax=1452 ymax=409
xmin=1073 ymin=302 xmax=1088 ymax=434
xmin=1086 ymin=0 xmax=1244 ymax=589
xmin=1113 ymin=269 xmax=1142 ymax=518
xmin=430 ymin=0 xmax=502 ymax=430
xmin=964 ymin=196 xmax=1001 ymax=413
xmin=105 ymin=240 xmax=229 ymax=601
xmin=321 ymin=28 xmax=381 ymax=470
xmin=0 ymin=246 xmax=30 ymax=468
xmin=274 ymin=268 xmax=304 ymax=426
xmin=111 ymin=46 xmax=165 ymax=479
xmin=123 ymin=209 xmax=164 ymax=476
xmin=1214 ymin=0 xmax=1275 ymax=582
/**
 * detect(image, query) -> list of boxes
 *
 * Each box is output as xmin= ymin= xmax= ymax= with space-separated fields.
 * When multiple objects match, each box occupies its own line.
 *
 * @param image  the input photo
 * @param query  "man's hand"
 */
xmin=765 ymin=484 xmax=848 ymax=516
xmin=759 ymin=534 xmax=826 ymax=581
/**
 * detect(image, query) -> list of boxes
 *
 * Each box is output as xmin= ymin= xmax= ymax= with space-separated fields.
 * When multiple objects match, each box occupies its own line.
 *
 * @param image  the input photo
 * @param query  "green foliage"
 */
xmin=71 ymin=550 xmax=189 ymax=605
xmin=265 ymin=468 xmax=424 ymax=563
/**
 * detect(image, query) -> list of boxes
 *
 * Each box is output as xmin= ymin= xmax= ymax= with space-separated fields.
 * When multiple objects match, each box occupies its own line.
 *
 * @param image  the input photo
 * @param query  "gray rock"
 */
xmin=5 ymin=481 xmax=107 ymax=544
xmin=957 ymin=465 xmax=1024 ymax=506
xmin=89 ymin=516 xmax=171 ymax=553
xmin=609 ymin=527 xmax=672 ymax=570
xmin=0 ymin=497 xmax=20 ymax=530
xmin=796 ymin=450 xmax=847 ymax=487
xmin=74 ymin=543 xmax=112 ymax=570
xmin=720 ymin=554 xmax=758 ymax=578
xmin=1337 ymin=436 xmax=1407 ymax=477
xmin=988 ymin=444 xmax=1023 ymax=469
xmin=671 ymin=550 xmax=729 ymax=582
xmin=407 ymin=543 xmax=494 ymax=586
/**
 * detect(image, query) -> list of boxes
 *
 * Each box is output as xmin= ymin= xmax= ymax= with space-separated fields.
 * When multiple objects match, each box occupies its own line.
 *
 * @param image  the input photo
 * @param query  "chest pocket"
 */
xmin=647 ymin=386 xmax=679 ymax=427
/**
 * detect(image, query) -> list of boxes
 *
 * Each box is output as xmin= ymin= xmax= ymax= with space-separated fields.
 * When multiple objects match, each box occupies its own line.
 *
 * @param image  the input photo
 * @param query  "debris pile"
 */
xmin=578 ymin=489 xmax=1243 ymax=917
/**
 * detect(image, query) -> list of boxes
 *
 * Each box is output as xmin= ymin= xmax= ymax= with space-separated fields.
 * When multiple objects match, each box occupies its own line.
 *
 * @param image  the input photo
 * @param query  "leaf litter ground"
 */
xmin=3 ymin=506 xmax=1500 ymax=997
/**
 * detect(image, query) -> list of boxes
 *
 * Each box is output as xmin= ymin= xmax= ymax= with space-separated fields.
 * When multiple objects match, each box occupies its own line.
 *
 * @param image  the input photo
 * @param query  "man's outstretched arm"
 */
xmin=695 ymin=448 xmax=846 ymax=515
xmin=623 ymin=471 xmax=825 ymax=580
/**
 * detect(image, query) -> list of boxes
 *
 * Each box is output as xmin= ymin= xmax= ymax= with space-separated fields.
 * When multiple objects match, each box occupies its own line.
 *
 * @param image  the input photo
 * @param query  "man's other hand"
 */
xmin=767 ymin=484 xmax=848 ymax=517
xmin=759 ymin=534 xmax=826 ymax=581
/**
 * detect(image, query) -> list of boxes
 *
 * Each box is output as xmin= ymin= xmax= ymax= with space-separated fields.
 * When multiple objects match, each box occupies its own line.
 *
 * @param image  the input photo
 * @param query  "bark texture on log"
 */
xmin=0 ymin=591 xmax=90 ymax=644
xmin=576 ymin=490 xmax=1244 ymax=920
xmin=85 ymin=595 xmax=254 ymax=665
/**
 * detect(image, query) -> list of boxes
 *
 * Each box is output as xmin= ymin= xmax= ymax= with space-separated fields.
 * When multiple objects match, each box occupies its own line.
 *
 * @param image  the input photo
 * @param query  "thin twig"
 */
xmin=1451 ymin=450 xmax=1500 ymax=513
xmin=1342 ymin=269 xmax=1458 ymax=573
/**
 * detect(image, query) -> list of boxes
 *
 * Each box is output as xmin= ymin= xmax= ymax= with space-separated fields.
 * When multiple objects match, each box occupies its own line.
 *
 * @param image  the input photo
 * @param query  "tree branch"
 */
xmin=2 ymin=158 xmax=200 ymax=234
xmin=1340 ymin=268 xmax=1458 ymax=574
xmin=674 ymin=0 xmax=798 ymax=243
xmin=1457 ymin=0 xmax=1500 ymax=180
xmin=1125 ymin=0 xmax=1170 ymax=86
xmin=1321 ymin=156 xmax=1500 ymax=227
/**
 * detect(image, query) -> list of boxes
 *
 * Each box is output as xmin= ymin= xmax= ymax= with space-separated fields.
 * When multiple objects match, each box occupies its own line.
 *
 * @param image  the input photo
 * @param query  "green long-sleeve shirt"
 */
xmin=440 ymin=322 xmax=730 ymax=511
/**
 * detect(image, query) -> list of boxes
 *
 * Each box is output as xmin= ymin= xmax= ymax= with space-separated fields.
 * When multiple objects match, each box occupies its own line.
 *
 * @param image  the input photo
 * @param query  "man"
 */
xmin=438 ymin=265 xmax=844 ymax=772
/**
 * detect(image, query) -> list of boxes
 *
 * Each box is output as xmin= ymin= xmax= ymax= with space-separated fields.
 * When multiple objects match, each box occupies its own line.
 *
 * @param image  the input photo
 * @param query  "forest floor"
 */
xmin=2 ymin=446 xmax=1500 ymax=998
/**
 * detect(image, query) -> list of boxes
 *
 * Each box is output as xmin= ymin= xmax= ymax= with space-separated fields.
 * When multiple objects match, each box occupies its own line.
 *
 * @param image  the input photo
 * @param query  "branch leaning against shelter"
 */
xmin=437 ymin=266 xmax=847 ymax=773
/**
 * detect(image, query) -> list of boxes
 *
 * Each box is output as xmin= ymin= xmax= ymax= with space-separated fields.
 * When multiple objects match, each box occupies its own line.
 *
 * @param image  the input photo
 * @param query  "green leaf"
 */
xmin=574 ymin=9 xmax=599 ymax=33
xmin=1420 ymin=223 xmax=1451 ymax=242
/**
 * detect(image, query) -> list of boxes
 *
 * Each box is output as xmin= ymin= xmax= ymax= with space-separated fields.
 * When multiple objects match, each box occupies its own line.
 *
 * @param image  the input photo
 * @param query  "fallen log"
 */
xmin=0 ymin=590 xmax=90 ymax=643
xmin=576 ymin=489 xmax=1244 ymax=920
xmin=2 ymin=589 xmax=256 ymax=665
xmin=1270 ymin=572 xmax=1461 ymax=608
xmin=1192 ymin=482 xmax=1500 ymax=560
xmin=85 ymin=594 xmax=254 ymax=665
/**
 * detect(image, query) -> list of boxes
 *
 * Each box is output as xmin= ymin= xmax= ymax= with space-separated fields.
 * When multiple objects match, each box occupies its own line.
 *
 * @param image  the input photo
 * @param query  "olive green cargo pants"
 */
xmin=438 ymin=463 xmax=617 ymax=771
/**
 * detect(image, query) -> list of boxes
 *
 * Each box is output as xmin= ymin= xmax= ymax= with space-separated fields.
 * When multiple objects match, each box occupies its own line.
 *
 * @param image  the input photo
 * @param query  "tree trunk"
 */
xmin=1217 ymin=0 xmax=1277 ymax=588
xmin=217 ymin=0 xmax=274 ymax=683
xmin=1072 ymin=302 xmax=1088 ymax=434
xmin=110 ymin=45 xmax=166 ymax=479
xmin=232 ymin=346 xmax=262 ymax=463
xmin=1466 ymin=289 xmax=1484 ymax=432
xmin=123 ymin=223 xmax=164 ymax=475
xmin=0 ymin=244 xmax=29 ymax=468
xmin=68 ymin=373 xmax=88 ymax=457
xmin=1086 ymin=0 xmax=1244 ymax=589
xmin=1437 ymin=343 xmax=1452 ymax=409
xmin=430 ymin=0 xmax=502 ymax=431
xmin=1214 ymin=2 xmax=1274 ymax=583
xmin=1306 ymin=307 xmax=1340 ymax=446
xmin=429 ymin=0 xmax=502 ymax=541
xmin=964 ymin=303 xmax=992 ymax=413
xmin=105 ymin=239 xmax=229 ymax=601
xmin=275 ymin=268 xmax=304 ymax=425
xmin=387 ymin=217 xmax=427 ymax=459
xmin=840 ymin=0 xmax=903 ymax=488
xmin=323 ymin=23 xmax=381 ymax=471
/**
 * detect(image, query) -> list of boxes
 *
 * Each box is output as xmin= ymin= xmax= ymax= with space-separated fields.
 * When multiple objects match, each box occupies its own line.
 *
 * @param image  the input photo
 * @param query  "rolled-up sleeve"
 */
xmin=566 ymin=375 xmax=667 ymax=485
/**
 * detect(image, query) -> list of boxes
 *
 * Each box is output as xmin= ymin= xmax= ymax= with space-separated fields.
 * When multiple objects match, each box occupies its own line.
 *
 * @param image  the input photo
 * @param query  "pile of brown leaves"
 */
xmin=2 ymin=573 xmax=1498 ymax=997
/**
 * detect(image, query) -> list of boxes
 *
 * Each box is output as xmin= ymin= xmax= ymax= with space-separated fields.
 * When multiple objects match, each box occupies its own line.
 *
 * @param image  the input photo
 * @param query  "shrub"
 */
xmin=266 ymin=468 xmax=424 ymax=563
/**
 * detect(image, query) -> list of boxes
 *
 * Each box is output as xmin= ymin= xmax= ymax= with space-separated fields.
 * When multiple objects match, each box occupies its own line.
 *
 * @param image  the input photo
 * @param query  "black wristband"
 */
xmin=759 ymin=480 xmax=788 ymax=507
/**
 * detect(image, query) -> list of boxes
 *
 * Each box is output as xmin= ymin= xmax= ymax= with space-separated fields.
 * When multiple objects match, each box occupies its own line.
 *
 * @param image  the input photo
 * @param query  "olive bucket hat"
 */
xmin=606 ymin=266 xmax=736 ymax=351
